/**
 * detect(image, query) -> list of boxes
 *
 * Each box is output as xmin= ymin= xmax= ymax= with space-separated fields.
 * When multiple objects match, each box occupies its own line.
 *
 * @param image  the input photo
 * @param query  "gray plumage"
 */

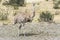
xmin=14 ymin=12 xmax=35 ymax=29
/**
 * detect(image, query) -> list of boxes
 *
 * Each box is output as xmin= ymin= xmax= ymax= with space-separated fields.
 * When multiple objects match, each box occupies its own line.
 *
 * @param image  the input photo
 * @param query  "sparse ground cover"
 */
xmin=0 ymin=22 xmax=60 ymax=40
xmin=0 ymin=0 xmax=60 ymax=40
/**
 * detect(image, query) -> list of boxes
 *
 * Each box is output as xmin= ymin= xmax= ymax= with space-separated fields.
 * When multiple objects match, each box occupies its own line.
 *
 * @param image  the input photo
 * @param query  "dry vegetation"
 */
xmin=0 ymin=0 xmax=60 ymax=40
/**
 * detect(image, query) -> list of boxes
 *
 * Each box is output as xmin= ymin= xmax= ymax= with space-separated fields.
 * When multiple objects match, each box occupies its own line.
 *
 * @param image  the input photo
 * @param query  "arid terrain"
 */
xmin=0 ymin=22 xmax=60 ymax=40
xmin=0 ymin=0 xmax=60 ymax=40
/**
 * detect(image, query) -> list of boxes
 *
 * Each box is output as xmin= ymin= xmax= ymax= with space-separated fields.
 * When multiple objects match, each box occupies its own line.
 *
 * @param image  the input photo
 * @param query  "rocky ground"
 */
xmin=0 ymin=22 xmax=60 ymax=40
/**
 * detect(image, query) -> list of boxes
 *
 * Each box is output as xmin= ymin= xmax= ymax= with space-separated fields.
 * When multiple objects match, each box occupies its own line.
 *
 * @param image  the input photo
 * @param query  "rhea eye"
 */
xmin=27 ymin=19 xmax=31 ymax=22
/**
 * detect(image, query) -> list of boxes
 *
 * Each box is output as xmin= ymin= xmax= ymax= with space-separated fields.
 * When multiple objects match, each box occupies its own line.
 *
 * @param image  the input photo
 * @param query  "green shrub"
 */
xmin=53 ymin=3 xmax=60 ymax=9
xmin=53 ymin=0 xmax=60 ymax=9
xmin=40 ymin=11 xmax=54 ymax=22
xmin=0 ymin=13 xmax=8 ymax=21
xmin=3 ymin=0 xmax=25 ymax=9
xmin=3 ymin=0 xmax=24 ymax=6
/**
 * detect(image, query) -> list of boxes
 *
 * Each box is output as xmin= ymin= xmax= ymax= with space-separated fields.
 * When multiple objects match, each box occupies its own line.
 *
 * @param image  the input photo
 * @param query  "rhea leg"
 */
xmin=19 ymin=23 xmax=25 ymax=29
xmin=14 ymin=19 xmax=17 ymax=24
